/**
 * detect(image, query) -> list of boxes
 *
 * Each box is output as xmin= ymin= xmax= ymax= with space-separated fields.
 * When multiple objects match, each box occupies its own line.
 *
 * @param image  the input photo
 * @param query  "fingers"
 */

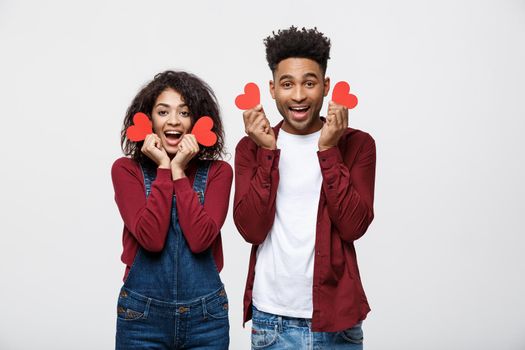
xmin=141 ymin=133 xmax=170 ymax=166
xmin=142 ymin=134 xmax=152 ymax=149
xmin=184 ymin=134 xmax=199 ymax=153
xmin=325 ymin=113 xmax=334 ymax=126
xmin=327 ymin=101 xmax=348 ymax=129
xmin=243 ymin=104 xmax=268 ymax=134
xmin=179 ymin=134 xmax=199 ymax=155
xmin=141 ymin=133 xmax=156 ymax=153
xmin=152 ymin=134 xmax=163 ymax=149
xmin=253 ymin=114 xmax=270 ymax=132
xmin=245 ymin=114 xmax=269 ymax=135
xmin=242 ymin=104 xmax=275 ymax=149
xmin=243 ymin=105 xmax=262 ymax=123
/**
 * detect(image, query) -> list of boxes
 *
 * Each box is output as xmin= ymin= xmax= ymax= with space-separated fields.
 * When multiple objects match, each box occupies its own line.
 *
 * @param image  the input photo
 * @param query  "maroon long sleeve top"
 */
xmin=111 ymin=157 xmax=233 ymax=281
xmin=234 ymin=120 xmax=376 ymax=332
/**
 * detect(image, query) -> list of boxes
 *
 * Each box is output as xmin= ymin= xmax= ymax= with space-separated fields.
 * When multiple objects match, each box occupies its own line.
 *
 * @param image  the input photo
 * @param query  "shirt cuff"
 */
xmin=257 ymin=147 xmax=281 ymax=170
xmin=317 ymin=146 xmax=343 ymax=170
xmin=156 ymin=168 xmax=173 ymax=182
xmin=173 ymin=176 xmax=193 ymax=195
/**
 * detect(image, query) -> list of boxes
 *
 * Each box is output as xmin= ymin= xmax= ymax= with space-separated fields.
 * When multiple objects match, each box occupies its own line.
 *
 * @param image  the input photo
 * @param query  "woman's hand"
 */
xmin=141 ymin=133 xmax=170 ymax=168
xmin=171 ymin=134 xmax=200 ymax=179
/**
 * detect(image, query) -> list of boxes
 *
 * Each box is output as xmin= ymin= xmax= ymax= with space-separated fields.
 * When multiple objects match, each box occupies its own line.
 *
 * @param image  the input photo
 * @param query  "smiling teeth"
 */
xmin=290 ymin=107 xmax=308 ymax=111
xmin=165 ymin=131 xmax=181 ymax=135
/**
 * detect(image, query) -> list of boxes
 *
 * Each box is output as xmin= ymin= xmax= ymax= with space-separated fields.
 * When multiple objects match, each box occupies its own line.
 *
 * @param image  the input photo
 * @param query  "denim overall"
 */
xmin=116 ymin=161 xmax=229 ymax=349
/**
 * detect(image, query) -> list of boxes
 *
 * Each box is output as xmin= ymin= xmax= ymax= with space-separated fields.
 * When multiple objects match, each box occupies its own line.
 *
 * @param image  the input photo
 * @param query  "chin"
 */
xmin=287 ymin=116 xmax=313 ymax=130
xmin=164 ymin=145 xmax=179 ymax=156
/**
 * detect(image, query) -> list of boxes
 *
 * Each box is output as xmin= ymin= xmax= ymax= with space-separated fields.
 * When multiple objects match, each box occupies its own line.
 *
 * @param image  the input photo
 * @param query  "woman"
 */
xmin=112 ymin=70 xmax=232 ymax=349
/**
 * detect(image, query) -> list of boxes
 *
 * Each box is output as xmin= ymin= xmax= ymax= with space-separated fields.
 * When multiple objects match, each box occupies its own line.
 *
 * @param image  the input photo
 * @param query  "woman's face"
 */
xmin=151 ymin=88 xmax=193 ymax=157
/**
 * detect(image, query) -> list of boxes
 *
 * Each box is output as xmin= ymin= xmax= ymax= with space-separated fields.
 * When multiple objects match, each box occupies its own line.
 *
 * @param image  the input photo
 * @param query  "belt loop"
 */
xmin=277 ymin=315 xmax=283 ymax=333
xmin=144 ymin=298 xmax=152 ymax=319
xmin=201 ymin=298 xmax=207 ymax=319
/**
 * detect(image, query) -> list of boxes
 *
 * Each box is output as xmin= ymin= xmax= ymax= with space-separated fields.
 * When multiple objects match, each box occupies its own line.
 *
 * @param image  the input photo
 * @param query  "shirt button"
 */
xmin=328 ymin=185 xmax=333 ymax=189
xmin=267 ymin=155 xmax=272 ymax=160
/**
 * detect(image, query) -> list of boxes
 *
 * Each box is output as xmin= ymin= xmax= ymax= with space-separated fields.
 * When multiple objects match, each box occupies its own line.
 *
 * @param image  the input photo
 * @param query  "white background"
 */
xmin=1 ymin=0 xmax=524 ymax=349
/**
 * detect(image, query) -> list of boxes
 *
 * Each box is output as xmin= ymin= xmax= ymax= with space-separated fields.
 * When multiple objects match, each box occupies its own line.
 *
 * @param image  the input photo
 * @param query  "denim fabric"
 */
xmin=116 ymin=161 xmax=229 ymax=349
xmin=251 ymin=306 xmax=363 ymax=350
xmin=116 ymin=286 xmax=229 ymax=349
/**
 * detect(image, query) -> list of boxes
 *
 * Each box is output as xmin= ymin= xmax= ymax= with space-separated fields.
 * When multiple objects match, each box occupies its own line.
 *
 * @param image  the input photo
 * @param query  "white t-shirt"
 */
xmin=252 ymin=128 xmax=322 ymax=318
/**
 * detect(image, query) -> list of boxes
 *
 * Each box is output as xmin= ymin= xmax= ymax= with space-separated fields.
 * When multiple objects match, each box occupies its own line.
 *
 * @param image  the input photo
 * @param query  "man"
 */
xmin=234 ymin=26 xmax=376 ymax=348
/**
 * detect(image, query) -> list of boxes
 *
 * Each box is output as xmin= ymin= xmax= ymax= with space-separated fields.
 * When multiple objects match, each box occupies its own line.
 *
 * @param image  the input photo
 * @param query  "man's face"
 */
xmin=270 ymin=57 xmax=330 ymax=135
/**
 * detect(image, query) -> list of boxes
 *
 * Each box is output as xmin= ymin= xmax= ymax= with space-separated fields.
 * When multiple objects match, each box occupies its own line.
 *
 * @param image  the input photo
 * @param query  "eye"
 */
xmin=305 ymin=81 xmax=316 ymax=88
xmin=282 ymin=81 xmax=293 ymax=89
xmin=179 ymin=110 xmax=190 ymax=117
xmin=158 ymin=110 xmax=169 ymax=116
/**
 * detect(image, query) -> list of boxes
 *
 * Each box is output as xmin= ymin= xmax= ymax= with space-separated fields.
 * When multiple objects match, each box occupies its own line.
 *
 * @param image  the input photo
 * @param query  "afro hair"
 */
xmin=264 ymin=26 xmax=331 ymax=74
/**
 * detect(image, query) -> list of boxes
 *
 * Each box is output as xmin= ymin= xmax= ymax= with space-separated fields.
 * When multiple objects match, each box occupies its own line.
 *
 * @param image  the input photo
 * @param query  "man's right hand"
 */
xmin=242 ymin=104 xmax=276 ymax=150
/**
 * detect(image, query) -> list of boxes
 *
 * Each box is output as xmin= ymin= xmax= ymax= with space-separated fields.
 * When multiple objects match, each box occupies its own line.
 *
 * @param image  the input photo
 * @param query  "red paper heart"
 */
xmin=192 ymin=116 xmax=217 ymax=147
xmin=332 ymin=81 xmax=358 ymax=109
xmin=126 ymin=112 xmax=152 ymax=141
xmin=235 ymin=82 xmax=260 ymax=110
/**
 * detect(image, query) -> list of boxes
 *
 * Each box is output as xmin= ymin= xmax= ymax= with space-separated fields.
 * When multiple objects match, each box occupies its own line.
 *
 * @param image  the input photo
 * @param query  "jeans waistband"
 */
xmin=252 ymin=305 xmax=312 ymax=328
xmin=120 ymin=284 xmax=226 ymax=308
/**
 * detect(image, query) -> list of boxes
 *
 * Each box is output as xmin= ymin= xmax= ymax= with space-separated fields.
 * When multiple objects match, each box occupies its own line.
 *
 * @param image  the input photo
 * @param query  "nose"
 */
xmin=167 ymin=112 xmax=181 ymax=126
xmin=291 ymin=86 xmax=306 ymax=103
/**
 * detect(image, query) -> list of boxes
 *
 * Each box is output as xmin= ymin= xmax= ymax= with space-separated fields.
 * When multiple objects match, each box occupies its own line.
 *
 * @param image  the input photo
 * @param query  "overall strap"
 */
xmin=140 ymin=164 xmax=157 ymax=197
xmin=192 ymin=160 xmax=211 ymax=205
xmin=141 ymin=161 xmax=211 ymax=201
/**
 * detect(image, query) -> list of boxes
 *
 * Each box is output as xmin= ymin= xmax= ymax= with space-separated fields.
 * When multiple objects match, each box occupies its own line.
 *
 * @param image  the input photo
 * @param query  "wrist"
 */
xmin=158 ymin=161 xmax=170 ymax=169
xmin=318 ymin=144 xmax=335 ymax=152
xmin=171 ymin=167 xmax=186 ymax=180
xmin=261 ymin=144 xmax=277 ymax=150
xmin=260 ymin=138 xmax=277 ymax=150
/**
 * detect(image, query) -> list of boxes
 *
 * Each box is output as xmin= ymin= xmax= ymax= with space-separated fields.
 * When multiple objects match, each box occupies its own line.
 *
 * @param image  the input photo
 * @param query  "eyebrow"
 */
xmin=154 ymin=102 xmax=188 ymax=109
xmin=278 ymin=72 xmax=320 ymax=82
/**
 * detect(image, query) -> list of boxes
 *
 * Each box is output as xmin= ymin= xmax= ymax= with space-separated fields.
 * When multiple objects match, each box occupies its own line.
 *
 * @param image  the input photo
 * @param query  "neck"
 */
xmin=281 ymin=117 xmax=323 ymax=135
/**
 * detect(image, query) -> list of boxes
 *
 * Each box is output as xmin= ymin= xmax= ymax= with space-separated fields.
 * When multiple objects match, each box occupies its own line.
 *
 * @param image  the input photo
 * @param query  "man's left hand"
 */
xmin=318 ymin=101 xmax=348 ymax=151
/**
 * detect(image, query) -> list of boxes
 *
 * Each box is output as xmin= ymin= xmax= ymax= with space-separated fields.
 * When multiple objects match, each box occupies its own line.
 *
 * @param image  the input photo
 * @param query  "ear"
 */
xmin=269 ymin=80 xmax=276 ymax=99
xmin=323 ymin=76 xmax=330 ymax=97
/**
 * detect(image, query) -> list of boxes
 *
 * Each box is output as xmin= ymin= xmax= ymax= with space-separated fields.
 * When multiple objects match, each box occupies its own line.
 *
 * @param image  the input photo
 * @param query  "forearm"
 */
xmin=174 ymin=168 xmax=232 ymax=253
xmin=112 ymin=162 xmax=173 ymax=252
xmin=233 ymin=144 xmax=280 ymax=244
xmin=319 ymin=139 xmax=376 ymax=242
xmin=324 ymin=179 xmax=374 ymax=241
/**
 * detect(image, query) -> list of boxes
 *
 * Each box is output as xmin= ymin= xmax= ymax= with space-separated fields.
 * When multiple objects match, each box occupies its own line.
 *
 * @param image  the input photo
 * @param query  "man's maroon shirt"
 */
xmin=234 ymin=120 xmax=376 ymax=332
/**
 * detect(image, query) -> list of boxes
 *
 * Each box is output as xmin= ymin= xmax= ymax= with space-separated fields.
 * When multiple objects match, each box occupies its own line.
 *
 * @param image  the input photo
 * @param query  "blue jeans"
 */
xmin=251 ymin=306 xmax=363 ymax=349
xmin=116 ymin=286 xmax=229 ymax=349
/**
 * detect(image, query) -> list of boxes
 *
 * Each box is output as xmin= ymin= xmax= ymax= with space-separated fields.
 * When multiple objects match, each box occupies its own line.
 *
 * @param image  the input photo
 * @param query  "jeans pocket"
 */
xmin=117 ymin=289 xmax=150 ymax=322
xmin=251 ymin=322 xmax=278 ymax=349
xmin=338 ymin=321 xmax=364 ymax=344
xmin=204 ymin=293 xmax=229 ymax=320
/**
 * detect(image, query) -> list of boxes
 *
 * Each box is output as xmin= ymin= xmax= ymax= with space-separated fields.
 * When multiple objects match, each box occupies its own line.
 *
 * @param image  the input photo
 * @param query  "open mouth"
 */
xmin=164 ymin=130 xmax=183 ymax=146
xmin=289 ymin=105 xmax=310 ymax=120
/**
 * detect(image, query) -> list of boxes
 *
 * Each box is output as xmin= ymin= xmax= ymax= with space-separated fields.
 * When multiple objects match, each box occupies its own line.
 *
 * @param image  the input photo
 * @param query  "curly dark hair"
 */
xmin=120 ymin=70 xmax=225 ymax=166
xmin=264 ymin=26 xmax=331 ymax=74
